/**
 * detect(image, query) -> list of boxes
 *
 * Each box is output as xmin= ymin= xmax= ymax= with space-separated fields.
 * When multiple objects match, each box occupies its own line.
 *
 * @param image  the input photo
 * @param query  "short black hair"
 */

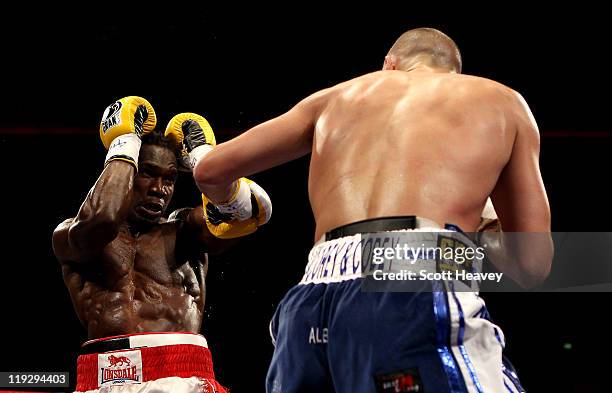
xmin=387 ymin=28 xmax=462 ymax=73
xmin=141 ymin=130 xmax=182 ymax=157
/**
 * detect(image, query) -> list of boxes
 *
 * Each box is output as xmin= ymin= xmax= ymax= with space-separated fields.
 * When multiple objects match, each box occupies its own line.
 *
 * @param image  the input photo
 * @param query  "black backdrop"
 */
xmin=1 ymin=8 xmax=610 ymax=393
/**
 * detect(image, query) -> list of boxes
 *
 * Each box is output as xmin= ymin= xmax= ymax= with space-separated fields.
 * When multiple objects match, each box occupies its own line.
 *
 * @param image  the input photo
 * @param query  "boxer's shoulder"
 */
xmin=52 ymin=217 xmax=76 ymax=261
xmin=168 ymin=207 xmax=192 ymax=223
xmin=53 ymin=216 xmax=75 ymax=235
xmin=165 ymin=206 xmax=207 ymax=247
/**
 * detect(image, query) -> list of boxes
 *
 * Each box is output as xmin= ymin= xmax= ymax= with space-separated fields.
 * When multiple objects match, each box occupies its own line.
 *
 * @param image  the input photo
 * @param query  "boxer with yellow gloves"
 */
xmin=99 ymin=95 xmax=157 ymax=168
xmin=52 ymin=97 xmax=271 ymax=393
xmin=164 ymin=112 xmax=272 ymax=239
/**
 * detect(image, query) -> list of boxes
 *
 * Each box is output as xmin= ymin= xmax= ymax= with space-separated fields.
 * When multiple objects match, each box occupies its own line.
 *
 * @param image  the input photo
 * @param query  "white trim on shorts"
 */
xmin=82 ymin=332 xmax=208 ymax=350
xmin=301 ymin=227 xmax=454 ymax=285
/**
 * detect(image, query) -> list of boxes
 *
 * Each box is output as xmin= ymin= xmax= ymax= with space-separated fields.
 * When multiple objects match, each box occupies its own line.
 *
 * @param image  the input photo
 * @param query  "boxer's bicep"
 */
xmin=199 ymin=90 xmax=330 ymax=184
xmin=207 ymin=107 xmax=314 ymax=182
xmin=492 ymin=99 xmax=550 ymax=232
xmin=487 ymin=99 xmax=553 ymax=286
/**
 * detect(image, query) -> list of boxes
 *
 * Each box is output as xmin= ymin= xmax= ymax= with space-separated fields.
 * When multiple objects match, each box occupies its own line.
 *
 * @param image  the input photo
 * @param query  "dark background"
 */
xmin=1 ymin=7 xmax=611 ymax=393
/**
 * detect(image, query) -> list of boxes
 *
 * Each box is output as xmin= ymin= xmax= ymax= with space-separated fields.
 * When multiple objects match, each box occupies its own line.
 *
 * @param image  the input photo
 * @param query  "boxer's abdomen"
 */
xmin=81 ymin=282 xmax=203 ymax=339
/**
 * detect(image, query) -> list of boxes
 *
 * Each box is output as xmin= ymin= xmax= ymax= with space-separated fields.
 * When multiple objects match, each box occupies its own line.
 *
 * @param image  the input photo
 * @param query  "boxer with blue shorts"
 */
xmin=194 ymin=28 xmax=553 ymax=392
xmin=268 ymin=217 xmax=525 ymax=393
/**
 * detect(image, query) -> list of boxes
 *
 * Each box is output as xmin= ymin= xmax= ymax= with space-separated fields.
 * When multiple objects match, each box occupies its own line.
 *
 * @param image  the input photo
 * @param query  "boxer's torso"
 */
xmin=61 ymin=219 xmax=206 ymax=339
xmin=308 ymin=70 xmax=520 ymax=239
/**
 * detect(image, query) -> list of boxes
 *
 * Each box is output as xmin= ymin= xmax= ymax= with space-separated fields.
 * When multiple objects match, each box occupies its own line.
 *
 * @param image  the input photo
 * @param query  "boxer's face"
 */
xmin=129 ymin=144 xmax=178 ymax=224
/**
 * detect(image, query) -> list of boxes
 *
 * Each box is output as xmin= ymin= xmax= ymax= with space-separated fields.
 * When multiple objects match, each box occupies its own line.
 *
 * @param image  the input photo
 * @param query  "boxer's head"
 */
xmin=128 ymin=131 xmax=181 ymax=225
xmin=383 ymin=28 xmax=461 ymax=73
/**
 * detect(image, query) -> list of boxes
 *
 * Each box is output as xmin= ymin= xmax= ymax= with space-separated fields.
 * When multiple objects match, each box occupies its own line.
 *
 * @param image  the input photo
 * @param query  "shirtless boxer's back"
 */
xmin=310 ymin=71 xmax=533 ymax=238
xmin=194 ymin=28 xmax=552 ymax=393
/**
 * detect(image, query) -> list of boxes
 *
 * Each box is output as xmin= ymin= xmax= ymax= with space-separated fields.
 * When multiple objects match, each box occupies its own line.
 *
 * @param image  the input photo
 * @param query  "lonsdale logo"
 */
xmin=100 ymin=354 xmax=139 ymax=384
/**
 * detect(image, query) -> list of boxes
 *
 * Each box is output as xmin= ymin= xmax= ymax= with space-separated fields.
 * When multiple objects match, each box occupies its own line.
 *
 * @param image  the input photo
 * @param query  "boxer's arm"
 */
xmin=487 ymin=92 xmax=553 ymax=287
xmin=53 ymin=96 xmax=156 ymax=263
xmin=52 ymin=161 xmax=135 ymax=262
xmin=173 ymin=206 xmax=239 ymax=255
xmin=194 ymin=89 xmax=329 ymax=201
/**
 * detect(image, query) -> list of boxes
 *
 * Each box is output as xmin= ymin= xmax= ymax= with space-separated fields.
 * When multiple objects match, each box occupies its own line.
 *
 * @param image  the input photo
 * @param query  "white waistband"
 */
xmin=82 ymin=332 xmax=208 ymax=350
xmin=302 ymin=228 xmax=464 ymax=285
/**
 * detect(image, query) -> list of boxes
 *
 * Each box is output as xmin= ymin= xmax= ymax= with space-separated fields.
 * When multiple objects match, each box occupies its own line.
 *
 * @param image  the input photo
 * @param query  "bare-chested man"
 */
xmin=52 ymin=97 xmax=271 ymax=393
xmin=188 ymin=29 xmax=552 ymax=393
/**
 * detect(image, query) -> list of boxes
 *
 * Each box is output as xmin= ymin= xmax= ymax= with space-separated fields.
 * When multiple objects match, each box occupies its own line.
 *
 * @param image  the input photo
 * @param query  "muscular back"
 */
xmin=309 ymin=71 xmax=521 ymax=238
xmin=56 ymin=213 xmax=206 ymax=339
xmin=198 ymin=67 xmax=550 ymax=286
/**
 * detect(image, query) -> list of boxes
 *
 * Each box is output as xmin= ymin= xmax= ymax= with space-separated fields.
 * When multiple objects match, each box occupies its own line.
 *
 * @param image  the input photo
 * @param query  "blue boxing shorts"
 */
xmin=266 ymin=216 xmax=524 ymax=393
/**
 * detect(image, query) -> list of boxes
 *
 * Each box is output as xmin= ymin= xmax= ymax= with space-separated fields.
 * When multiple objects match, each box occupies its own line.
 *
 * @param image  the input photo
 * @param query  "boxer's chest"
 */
xmin=103 ymin=226 xmax=182 ymax=286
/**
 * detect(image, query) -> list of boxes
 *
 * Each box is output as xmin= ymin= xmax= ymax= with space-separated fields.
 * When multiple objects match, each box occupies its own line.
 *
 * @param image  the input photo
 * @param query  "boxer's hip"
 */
xmin=75 ymin=332 xmax=226 ymax=393
xmin=301 ymin=216 xmax=482 ymax=289
xmin=271 ymin=216 xmax=484 ymax=343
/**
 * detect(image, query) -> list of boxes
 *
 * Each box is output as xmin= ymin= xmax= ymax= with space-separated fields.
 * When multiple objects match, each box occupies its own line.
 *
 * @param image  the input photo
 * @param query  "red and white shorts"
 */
xmin=75 ymin=332 xmax=228 ymax=393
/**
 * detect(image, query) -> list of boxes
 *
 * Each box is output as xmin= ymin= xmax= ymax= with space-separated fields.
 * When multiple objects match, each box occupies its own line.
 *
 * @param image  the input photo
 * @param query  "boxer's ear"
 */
xmin=383 ymin=55 xmax=397 ymax=70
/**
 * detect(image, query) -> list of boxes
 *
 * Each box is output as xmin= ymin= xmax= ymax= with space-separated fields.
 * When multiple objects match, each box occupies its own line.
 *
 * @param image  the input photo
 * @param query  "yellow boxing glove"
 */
xmin=164 ymin=112 xmax=216 ymax=171
xmin=99 ymin=96 xmax=157 ymax=169
xmin=202 ymin=178 xmax=272 ymax=239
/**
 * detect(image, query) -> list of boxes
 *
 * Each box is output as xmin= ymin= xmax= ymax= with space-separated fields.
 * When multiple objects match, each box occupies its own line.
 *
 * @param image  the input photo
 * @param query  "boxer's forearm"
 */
xmin=193 ymin=105 xmax=314 ymax=189
xmin=69 ymin=161 xmax=135 ymax=253
xmin=196 ymin=177 xmax=237 ymax=204
xmin=481 ymin=231 xmax=553 ymax=289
